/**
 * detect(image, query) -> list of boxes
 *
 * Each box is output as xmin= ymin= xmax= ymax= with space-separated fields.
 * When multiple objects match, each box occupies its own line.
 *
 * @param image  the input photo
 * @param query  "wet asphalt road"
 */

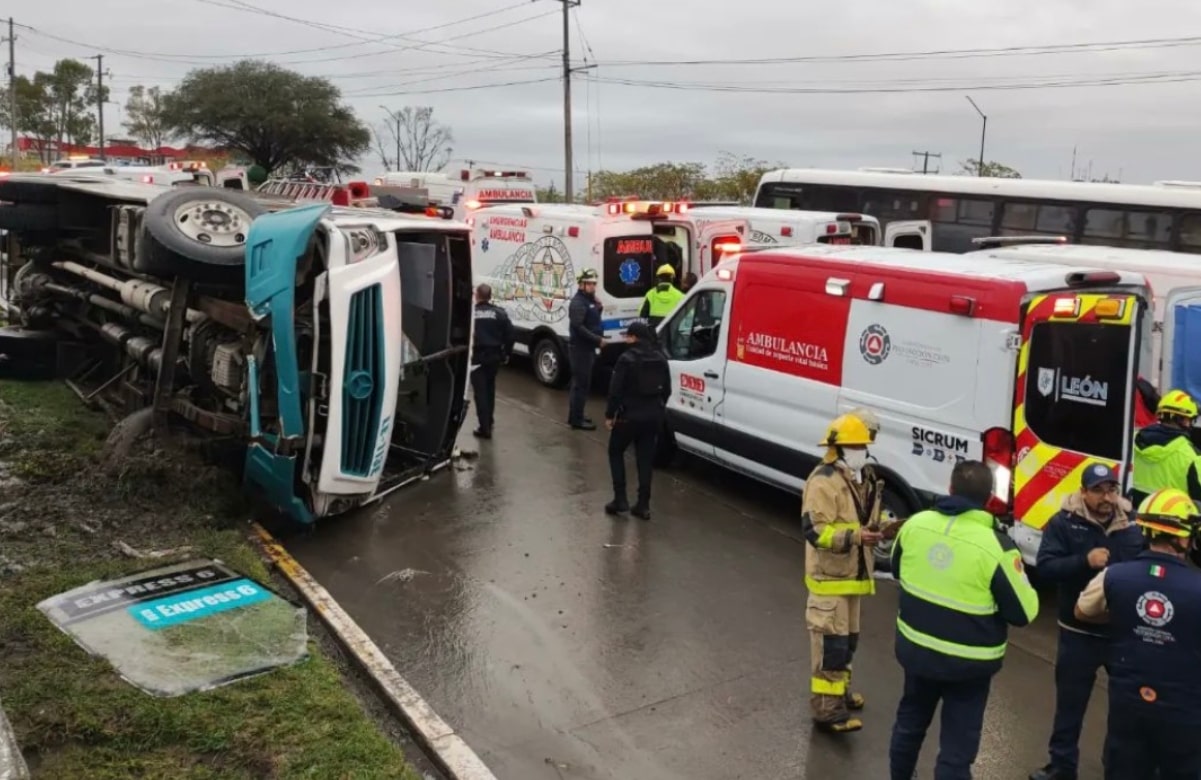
xmin=287 ymin=369 xmax=1107 ymax=780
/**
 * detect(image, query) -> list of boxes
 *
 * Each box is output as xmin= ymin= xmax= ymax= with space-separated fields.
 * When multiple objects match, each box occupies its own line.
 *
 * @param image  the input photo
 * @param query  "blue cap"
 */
xmin=1082 ymin=462 xmax=1119 ymax=489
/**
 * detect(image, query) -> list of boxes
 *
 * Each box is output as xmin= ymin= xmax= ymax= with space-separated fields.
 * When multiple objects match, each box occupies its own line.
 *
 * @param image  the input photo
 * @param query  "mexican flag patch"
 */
xmin=1150 ymin=564 xmax=1167 ymax=578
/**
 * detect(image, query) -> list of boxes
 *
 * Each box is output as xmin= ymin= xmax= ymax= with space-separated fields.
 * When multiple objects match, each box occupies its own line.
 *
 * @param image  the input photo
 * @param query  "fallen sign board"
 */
xmin=37 ymin=558 xmax=308 ymax=697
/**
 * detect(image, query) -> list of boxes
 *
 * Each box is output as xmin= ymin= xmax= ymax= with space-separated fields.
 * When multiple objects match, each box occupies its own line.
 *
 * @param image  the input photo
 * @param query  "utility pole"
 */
xmin=5 ymin=18 xmax=15 ymax=171
xmin=911 ymin=150 xmax=941 ymax=174
xmin=90 ymin=54 xmax=105 ymax=160
xmin=548 ymin=0 xmax=593 ymax=204
xmin=965 ymin=96 xmax=987 ymax=177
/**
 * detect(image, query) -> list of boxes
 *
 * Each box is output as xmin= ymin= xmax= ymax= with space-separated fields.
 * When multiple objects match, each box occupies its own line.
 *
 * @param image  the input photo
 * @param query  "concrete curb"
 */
xmin=0 ymin=698 xmax=30 ymax=780
xmin=250 ymin=523 xmax=497 ymax=780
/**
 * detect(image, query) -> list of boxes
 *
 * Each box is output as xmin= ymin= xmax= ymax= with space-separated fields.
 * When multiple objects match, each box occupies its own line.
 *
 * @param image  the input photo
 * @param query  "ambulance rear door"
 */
xmin=689 ymin=217 xmax=747 ymax=275
xmin=1009 ymin=290 xmax=1144 ymax=559
xmin=598 ymin=222 xmax=661 ymax=342
xmin=1161 ymin=286 xmax=1201 ymax=401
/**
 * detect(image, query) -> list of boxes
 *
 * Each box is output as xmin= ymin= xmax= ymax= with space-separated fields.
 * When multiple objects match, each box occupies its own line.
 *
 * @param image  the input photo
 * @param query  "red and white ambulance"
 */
xmin=657 ymin=245 xmax=1150 ymax=566
xmin=373 ymin=168 xmax=537 ymax=221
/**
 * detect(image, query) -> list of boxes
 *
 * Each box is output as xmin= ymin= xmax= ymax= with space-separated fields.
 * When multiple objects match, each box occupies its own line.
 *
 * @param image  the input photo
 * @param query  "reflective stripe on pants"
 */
xmin=808 ymin=594 xmax=861 ymax=723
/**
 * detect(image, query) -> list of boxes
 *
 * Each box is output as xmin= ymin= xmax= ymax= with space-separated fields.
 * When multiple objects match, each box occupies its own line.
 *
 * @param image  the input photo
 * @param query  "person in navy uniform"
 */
xmin=469 ymin=284 xmax=514 ymax=440
xmin=1074 ymin=487 xmax=1201 ymax=780
xmin=567 ymin=268 xmax=604 ymax=431
xmin=604 ymin=321 xmax=671 ymax=520
xmin=1030 ymin=463 xmax=1145 ymax=780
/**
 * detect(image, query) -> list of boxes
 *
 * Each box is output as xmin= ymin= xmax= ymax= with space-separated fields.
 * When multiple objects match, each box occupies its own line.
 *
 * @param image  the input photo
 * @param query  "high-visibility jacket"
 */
xmin=640 ymin=283 xmax=684 ymax=326
xmin=1131 ymin=423 xmax=1201 ymax=508
xmin=801 ymin=461 xmax=882 ymax=597
xmin=891 ymin=496 xmax=1039 ymax=680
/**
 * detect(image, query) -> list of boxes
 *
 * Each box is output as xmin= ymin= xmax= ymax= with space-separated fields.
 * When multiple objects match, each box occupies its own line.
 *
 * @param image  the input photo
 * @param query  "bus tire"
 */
xmin=140 ymin=188 xmax=265 ymax=281
xmin=531 ymin=336 xmax=569 ymax=388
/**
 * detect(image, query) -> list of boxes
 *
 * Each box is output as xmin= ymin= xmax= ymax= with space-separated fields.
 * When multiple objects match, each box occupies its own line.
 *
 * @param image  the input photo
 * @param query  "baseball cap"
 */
xmin=624 ymin=321 xmax=655 ymax=341
xmin=1082 ymin=462 xmax=1119 ymax=490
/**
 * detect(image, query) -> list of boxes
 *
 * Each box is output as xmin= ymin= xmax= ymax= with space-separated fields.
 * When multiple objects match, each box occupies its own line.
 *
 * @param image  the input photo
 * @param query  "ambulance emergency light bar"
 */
xmin=460 ymin=169 xmax=528 ymax=180
xmin=603 ymin=200 xmax=692 ymax=217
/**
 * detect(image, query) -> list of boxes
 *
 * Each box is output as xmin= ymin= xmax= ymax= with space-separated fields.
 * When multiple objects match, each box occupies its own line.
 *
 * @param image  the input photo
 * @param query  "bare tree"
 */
xmin=380 ymin=106 xmax=453 ymax=173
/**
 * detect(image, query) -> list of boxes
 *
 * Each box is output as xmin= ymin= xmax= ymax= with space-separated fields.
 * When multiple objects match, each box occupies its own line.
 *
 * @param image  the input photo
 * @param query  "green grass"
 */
xmin=0 ymin=381 xmax=422 ymax=779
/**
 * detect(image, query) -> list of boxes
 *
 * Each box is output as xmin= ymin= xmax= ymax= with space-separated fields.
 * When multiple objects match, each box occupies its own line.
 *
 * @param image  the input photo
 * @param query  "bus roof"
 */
xmin=758 ymin=168 xmax=1201 ymax=211
xmin=970 ymin=243 xmax=1201 ymax=276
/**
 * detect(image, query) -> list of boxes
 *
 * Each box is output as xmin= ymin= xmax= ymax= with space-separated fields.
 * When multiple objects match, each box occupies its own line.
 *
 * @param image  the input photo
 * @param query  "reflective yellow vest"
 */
xmin=1132 ymin=434 xmax=1198 ymax=497
xmin=643 ymin=284 xmax=684 ymax=319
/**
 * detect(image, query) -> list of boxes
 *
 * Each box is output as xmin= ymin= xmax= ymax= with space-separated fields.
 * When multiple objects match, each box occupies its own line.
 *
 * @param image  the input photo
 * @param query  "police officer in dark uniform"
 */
xmin=567 ymin=268 xmax=604 ymax=431
xmin=604 ymin=321 xmax=671 ymax=520
xmin=1074 ymin=487 xmax=1201 ymax=779
xmin=470 ymin=284 xmax=514 ymax=440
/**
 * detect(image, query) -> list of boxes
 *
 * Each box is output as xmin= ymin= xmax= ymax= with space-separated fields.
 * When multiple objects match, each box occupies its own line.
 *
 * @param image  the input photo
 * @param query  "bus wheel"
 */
xmin=532 ymin=337 xmax=568 ymax=388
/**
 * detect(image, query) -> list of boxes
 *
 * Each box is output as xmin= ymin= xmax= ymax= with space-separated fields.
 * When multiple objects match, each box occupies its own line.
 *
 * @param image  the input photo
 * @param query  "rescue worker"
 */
xmin=1074 ymin=488 xmax=1201 ymax=779
xmin=802 ymin=412 xmax=885 ymax=733
xmin=1030 ymin=463 xmax=1144 ymax=780
xmin=680 ymin=272 xmax=699 ymax=294
xmin=888 ymin=460 xmax=1040 ymax=780
xmin=469 ymin=284 xmax=514 ymax=440
xmin=639 ymin=264 xmax=684 ymax=328
xmin=603 ymin=321 xmax=671 ymax=520
xmin=567 ymin=268 xmax=604 ymax=431
xmin=1130 ymin=389 xmax=1201 ymax=507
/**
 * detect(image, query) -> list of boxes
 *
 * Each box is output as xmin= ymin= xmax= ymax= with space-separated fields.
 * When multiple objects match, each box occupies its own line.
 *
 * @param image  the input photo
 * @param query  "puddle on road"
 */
xmin=37 ymin=558 xmax=308 ymax=697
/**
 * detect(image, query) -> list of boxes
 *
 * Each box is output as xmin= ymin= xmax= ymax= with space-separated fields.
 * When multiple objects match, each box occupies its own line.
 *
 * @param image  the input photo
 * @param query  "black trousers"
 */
xmin=470 ymin=362 xmax=499 ymax=432
xmin=1104 ymin=705 xmax=1201 ymax=779
xmin=607 ymin=417 xmax=659 ymax=507
xmin=567 ymin=345 xmax=596 ymax=425
xmin=1047 ymin=630 xmax=1108 ymax=772
xmin=889 ymin=671 xmax=992 ymax=780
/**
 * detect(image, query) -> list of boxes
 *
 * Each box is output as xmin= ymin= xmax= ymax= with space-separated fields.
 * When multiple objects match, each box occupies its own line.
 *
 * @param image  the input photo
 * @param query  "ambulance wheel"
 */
xmin=531 ymin=336 xmax=568 ymax=388
xmin=873 ymin=487 xmax=912 ymax=573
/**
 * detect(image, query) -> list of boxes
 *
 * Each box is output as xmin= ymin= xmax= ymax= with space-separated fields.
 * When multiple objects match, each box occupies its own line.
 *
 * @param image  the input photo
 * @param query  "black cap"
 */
xmin=624 ymin=321 xmax=655 ymax=340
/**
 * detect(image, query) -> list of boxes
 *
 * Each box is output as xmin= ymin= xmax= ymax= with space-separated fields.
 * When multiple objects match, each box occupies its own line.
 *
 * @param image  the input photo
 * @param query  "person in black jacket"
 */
xmin=1029 ymin=463 xmax=1145 ymax=780
xmin=604 ymin=321 xmax=671 ymax=520
xmin=567 ymin=268 xmax=604 ymax=431
xmin=470 ymin=284 xmax=515 ymax=440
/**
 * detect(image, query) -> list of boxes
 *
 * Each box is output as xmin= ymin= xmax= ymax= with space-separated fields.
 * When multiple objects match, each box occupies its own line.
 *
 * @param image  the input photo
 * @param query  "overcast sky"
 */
xmin=14 ymin=0 xmax=1201 ymax=185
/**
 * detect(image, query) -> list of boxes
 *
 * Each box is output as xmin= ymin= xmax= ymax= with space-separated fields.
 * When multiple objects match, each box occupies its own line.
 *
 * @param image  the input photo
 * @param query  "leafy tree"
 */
xmin=707 ymin=151 xmax=783 ymax=204
xmin=536 ymin=183 xmax=565 ymax=203
xmin=379 ymin=106 xmax=453 ymax=172
xmin=958 ymin=159 xmax=1022 ymax=178
xmin=162 ymin=60 xmax=370 ymax=175
xmin=44 ymin=59 xmax=103 ymax=149
xmin=0 ymin=75 xmax=56 ymax=162
xmin=123 ymin=85 xmax=170 ymax=150
xmin=587 ymin=153 xmax=786 ymax=203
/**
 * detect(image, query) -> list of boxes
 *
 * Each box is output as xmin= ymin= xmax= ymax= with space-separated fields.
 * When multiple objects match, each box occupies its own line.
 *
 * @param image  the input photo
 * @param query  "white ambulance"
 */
xmin=373 ymin=168 xmax=537 ymax=221
xmin=657 ymin=245 xmax=1150 ymax=567
xmin=687 ymin=205 xmax=882 ymax=248
xmin=472 ymin=200 xmax=746 ymax=386
xmin=967 ymin=242 xmax=1201 ymax=401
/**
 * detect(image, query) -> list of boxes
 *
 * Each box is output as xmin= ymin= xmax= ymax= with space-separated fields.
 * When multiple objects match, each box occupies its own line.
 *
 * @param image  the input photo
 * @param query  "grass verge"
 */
xmin=0 ymin=381 xmax=422 ymax=779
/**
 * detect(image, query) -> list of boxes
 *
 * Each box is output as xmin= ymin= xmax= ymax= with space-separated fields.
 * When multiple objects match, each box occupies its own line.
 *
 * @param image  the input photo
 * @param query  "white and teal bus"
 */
xmin=754 ymin=168 xmax=1201 ymax=255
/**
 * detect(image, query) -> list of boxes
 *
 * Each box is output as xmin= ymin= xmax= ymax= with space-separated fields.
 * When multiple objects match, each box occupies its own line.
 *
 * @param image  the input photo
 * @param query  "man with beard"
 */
xmin=1030 ymin=463 xmax=1146 ymax=780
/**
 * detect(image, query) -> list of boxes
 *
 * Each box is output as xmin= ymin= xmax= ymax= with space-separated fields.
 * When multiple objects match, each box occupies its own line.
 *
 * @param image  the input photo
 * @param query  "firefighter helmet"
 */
xmin=818 ymin=413 xmax=875 ymax=447
xmin=577 ymin=268 xmax=599 ymax=284
xmin=1136 ymin=488 xmax=1201 ymax=539
xmin=1157 ymin=389 xmax=1199 ymax=419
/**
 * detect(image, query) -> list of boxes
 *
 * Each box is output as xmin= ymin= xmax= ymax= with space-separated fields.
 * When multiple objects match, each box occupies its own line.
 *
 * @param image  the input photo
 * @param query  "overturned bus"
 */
xmin=0 ymin=173 xmax=474 ymax=524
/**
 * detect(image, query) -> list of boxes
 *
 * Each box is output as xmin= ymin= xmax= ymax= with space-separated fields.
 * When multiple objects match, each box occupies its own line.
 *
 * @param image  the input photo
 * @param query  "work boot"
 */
xmin=605 ymin=500 xmax=629 ymax=515
xmin=472 ymin=428 xmax=492 ymax=439
xmin=630 ymin=504 xmax=651 ymax=521
xmin=571 ymin=421 xmax=597 ymax=431
xmin=845 ymin=692 xmax=865 ymax=711
xmin=814 ymin=717 xmax=863 ymax=734
xmin=1029 ymin=765 xmax=1076 ymax=780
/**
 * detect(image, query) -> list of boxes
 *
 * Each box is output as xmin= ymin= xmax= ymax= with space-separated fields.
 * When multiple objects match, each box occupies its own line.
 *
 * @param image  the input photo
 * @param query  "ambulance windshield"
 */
xmin=1022 ymin=321 xmax=1133 ymax=461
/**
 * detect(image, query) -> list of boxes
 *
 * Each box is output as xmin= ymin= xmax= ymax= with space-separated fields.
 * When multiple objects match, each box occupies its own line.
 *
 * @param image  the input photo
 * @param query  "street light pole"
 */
xmin=966 ymin=96 xmax=987 ymax=177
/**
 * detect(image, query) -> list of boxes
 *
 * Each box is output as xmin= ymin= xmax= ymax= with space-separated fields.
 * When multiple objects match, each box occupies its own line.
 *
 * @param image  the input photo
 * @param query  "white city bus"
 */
xmin=754 ymin=168 xmax=1201 ymax=254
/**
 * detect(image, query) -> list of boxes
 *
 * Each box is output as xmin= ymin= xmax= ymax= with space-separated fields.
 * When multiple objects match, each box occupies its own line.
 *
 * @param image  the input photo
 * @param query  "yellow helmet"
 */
xmin=846 ymin=406 xmax=881 ymax=435
xmin=818 ymin=413 xmax=874 ymax=447
xmin=1157 ymin=389 xmax=1199 ymax=419
xmin=656 ymin=264 xmax=676 ymax=278
xmin=1136 ymin=488 xmax=1201 ymax=539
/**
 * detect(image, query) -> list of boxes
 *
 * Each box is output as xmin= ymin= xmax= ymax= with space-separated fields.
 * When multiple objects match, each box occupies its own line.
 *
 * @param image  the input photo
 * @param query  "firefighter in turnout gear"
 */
xmin=639 ymin=264 xmax=685 ymax=328
xmin=1075 ymin=488 xmax=1201 ymax=779
xmin=802 ymin=412 xmax=886 ymax=733
xmin=1130 ymin=389 xmax=1201 ymax=508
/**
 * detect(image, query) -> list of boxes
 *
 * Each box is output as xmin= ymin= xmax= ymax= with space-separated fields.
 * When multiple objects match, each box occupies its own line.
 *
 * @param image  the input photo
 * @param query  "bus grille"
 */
xmin=340 ymin=284 xmax=385 ymax=476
